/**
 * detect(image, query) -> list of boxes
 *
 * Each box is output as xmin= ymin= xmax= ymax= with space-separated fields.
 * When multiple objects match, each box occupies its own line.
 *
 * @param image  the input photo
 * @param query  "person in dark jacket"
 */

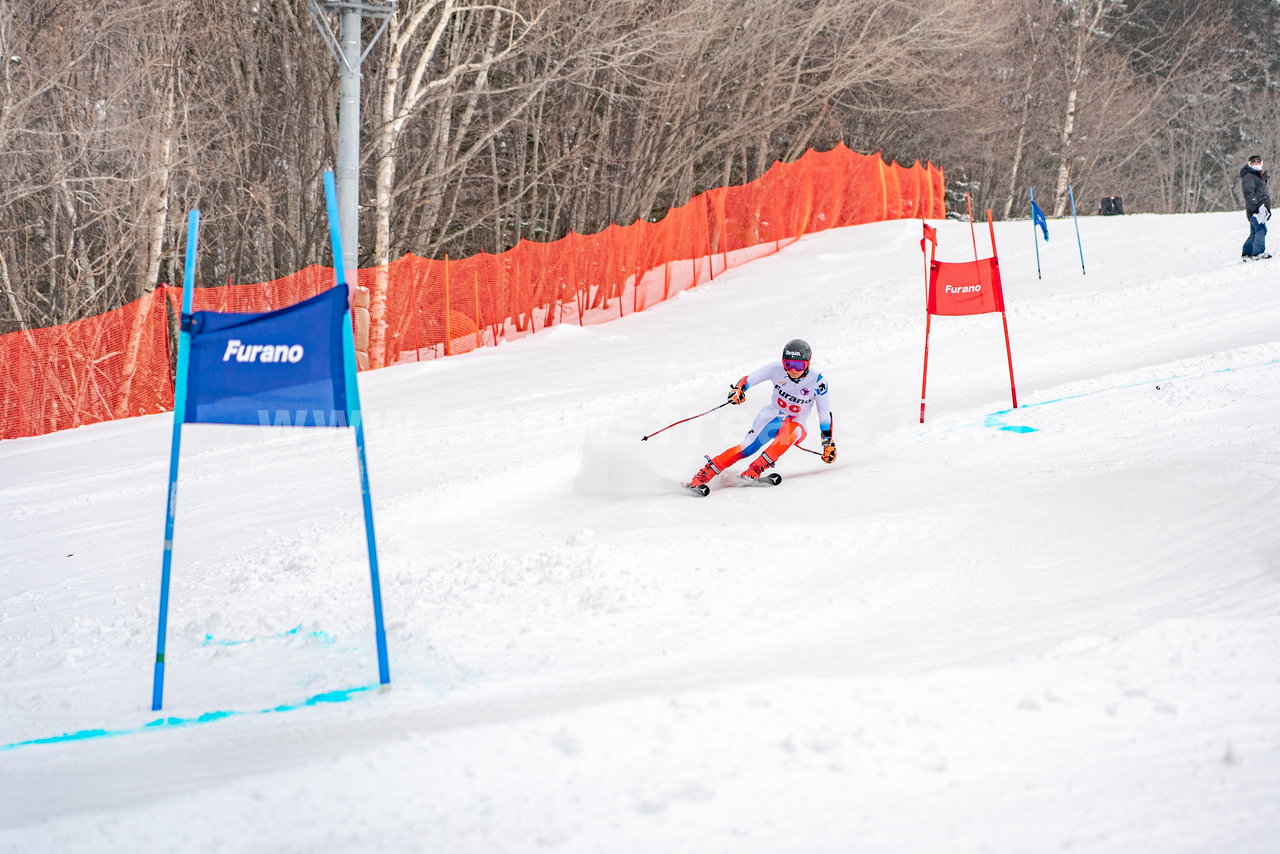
xmin=1241 ymin=154 xmax=1271 ymax=260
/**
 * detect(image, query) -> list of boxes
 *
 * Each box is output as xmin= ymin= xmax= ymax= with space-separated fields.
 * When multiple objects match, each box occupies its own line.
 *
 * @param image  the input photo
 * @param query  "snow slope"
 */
xmin=2 ymin=210 xmax=1279 ymax=853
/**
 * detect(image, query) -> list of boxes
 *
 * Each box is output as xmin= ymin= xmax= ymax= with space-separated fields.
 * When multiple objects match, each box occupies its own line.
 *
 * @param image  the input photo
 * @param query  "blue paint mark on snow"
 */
xmin=980 ymin=358 xmax=1280 ymax=434
xmin=0 ymin=685 xmax=374 ymax=753
xmin=201 ymin=624 xmax=336 ymax=648
xmin=982 ymin=412 xmax=1039 ymax=433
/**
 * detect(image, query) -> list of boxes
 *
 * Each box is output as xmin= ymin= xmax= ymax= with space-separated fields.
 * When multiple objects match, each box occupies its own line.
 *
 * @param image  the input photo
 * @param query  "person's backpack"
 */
xmin=1099 ymin=196 xmax=1124 ymax=216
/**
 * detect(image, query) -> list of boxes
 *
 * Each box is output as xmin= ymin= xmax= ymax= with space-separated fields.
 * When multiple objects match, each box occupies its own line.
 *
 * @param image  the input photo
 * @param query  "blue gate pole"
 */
xmin=1069 ymin=185 xmax=1087 ymax=275
xmin=152 ymin=209 xmax=200 ymax=711
xmin=323 ymin=171 xmax=390 ymax=686
xmin=1029 ymin=187 xmax=1043 ymax=280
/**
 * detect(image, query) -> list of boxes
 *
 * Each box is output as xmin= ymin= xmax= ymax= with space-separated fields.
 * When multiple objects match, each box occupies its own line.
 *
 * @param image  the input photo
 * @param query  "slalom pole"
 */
xmin=921 ymin=218 xmax=930 ymax=306
xmin=642 ymin=400 xmax=731 ymax=441
xmin=965 ymin=194 xmax=980 ymax=263
xmin=1000 ymin=311 xmax=1019 ymax=410
xmin=1069 ymin=184 xmax=1086 ymax=275
xmin=919 ymin=314 xmax=933 ymax=423
xmin=324 ymin=171 xmax=391 ymax=688
xmin=920 ymin=225 xmax=937 ymax=424
xmin=966 ymin=193 xmax=987 ymax=295
xmin=1029 ymin=187 xmax=1043 ymax=280
xmin=989 ymin=209 xmax=1019 ymax=410
xmin=152 ymin=209 xmax=200 ymax=711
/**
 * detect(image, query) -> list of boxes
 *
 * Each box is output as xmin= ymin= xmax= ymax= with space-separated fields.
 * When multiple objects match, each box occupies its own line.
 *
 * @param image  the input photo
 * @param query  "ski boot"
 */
xmin=684 ymin=459 xmax=720 ymax=496
xmin=738 ymin=453 xmax=782 ymax=486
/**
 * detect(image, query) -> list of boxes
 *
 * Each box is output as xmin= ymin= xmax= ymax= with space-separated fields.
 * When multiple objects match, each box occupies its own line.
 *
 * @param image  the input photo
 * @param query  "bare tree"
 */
xmin=0 ymin=0 xmax=1271 ymax=340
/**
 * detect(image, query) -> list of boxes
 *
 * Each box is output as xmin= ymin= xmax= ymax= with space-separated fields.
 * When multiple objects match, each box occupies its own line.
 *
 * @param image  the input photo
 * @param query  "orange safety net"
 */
xmin=357 ymin=145 xmax=943 ymax=369
xmin=1 ymin=144 xmax=943 ymax=440
xmin=0 ymin=287 xmax=174 ymax=440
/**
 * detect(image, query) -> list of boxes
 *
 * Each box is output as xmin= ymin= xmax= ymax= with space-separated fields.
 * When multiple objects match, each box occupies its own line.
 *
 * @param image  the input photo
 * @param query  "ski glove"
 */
xmin=821 ymin=439 xmax=837 ymax=464
xmin=1255 ymin=204 xmax=1271 ymax=224
xmin=728 ymin=381 xmax=747 ymax=405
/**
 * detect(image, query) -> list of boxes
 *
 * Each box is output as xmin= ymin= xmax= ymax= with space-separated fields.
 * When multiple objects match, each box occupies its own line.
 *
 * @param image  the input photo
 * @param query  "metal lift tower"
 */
xmin=308 ymin=1 xmax=395 ymax=366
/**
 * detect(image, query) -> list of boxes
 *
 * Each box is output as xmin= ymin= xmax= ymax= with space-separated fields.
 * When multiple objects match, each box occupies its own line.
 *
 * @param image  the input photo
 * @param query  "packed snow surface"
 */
xmin=2 ymin=211 xmax=1279 ymax=852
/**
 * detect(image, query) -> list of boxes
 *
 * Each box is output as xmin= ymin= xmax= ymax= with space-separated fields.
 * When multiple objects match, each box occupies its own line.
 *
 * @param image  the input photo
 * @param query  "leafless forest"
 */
xmin=2 ymin=0 xmax=1277 ymax=332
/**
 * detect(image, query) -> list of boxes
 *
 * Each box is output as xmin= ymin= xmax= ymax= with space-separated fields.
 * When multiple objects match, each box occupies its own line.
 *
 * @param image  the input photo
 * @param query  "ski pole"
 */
xmin=642 ymin=400 xmax=731 ymax=441
xmin=787 ymin=421 xmax=823 ymax=456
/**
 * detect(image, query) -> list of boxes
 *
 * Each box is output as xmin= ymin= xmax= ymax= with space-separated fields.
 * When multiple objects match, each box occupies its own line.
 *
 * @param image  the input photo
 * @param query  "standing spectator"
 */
xmin=1241 ymin=154 xmax=1271 ymax=261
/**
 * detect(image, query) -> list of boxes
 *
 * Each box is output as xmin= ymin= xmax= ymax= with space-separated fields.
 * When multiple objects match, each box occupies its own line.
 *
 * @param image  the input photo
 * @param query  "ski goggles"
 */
xmin=782 ymin=359 xmax=809 ymax=373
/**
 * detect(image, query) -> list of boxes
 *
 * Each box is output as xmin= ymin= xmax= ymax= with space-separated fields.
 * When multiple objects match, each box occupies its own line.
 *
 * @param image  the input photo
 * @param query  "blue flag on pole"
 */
xmin=183 ymin=285 xmax=350 ymax=427
xmin=1031 ymin=200 xmax=1050 ymax=241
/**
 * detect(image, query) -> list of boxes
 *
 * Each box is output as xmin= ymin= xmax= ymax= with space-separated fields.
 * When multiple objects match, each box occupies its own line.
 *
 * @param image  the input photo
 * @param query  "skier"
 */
xmin=685 ymin=339 xmax=836 ymax=493
xmin=1241 ymin=154 xmax=1271 ymax=261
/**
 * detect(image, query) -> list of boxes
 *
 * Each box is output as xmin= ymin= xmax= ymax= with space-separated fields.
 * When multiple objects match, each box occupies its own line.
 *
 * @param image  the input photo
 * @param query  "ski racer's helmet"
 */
xmin=781 ymin=339 xmax=811 ymax=376
xmin=782 ymin=339 xmax=811 ymax=362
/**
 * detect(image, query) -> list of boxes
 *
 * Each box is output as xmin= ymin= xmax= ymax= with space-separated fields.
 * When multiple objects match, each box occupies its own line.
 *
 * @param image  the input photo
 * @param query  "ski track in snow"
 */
xmin=2 ymin=212 xmax=1279 ymax=853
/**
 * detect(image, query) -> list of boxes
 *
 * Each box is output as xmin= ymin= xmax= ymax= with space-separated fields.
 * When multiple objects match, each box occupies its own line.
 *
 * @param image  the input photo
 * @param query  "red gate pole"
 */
xmin=966 ymin=194 xmax=980 ymax=263
xmin=1000 ymin=311 xmax=1018 ymax=410
xmin=920 ymin=312 xmax=933 ymax=424
xmin=921 ymin=218 xmax=930 ymax=305
xmin=919 ymin=231 xmax=937 ymax=424
xmin=967 ymin=193 xmax=986 ymax=296
xmin=988 ymin=209 xmax=1018 ymax=409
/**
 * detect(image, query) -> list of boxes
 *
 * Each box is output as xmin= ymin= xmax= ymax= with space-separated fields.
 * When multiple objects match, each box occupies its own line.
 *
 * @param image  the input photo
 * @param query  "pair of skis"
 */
xmin=684 ymin=471 xmax=782 ymax=497
xmin=644 ymin=402 xmax=790 ymax=496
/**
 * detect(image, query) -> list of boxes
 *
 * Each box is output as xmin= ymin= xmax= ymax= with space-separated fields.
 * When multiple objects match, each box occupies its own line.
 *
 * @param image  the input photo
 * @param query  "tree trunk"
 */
xmin=141 ymin=83 xmax=176 ymax=301
xmin=1053 ymin=0 xmax=1109 ymax=217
